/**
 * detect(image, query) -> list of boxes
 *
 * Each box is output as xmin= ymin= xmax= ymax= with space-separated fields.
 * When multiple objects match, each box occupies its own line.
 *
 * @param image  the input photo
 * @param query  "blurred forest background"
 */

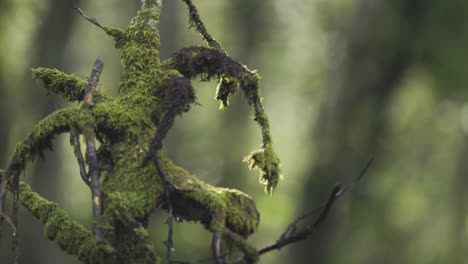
xmin=1 ymin=0 xmax=468 ymax=263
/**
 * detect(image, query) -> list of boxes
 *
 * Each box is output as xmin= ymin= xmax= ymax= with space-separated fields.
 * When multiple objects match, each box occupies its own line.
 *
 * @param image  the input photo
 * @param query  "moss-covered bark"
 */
xmin=1 ymin=1 xmax=280 ymax=263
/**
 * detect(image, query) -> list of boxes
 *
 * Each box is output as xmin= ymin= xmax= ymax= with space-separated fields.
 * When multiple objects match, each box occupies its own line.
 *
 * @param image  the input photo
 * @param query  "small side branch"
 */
xmin=145 ymin=76 xmax=196 ymax=262
xmin=180 ymin=0 xmax=223 ymax=50
xmin=0 ymin=171 xmax=15 ymax=234
xmin=84 ymin=58 xmax=104 ymax=105
xmin=0 ymin=169 xmax=6 ymax=231
xmin=18 ymin=182 xmax=98 ymax=262
xmin=166 ymin=46 xmax=281 ymax=193
xmin=81 ymin=58 xmax=105 ymax=241
xmin=211 ymin=231 xmax=226 ymax=264
xmin=74 ymin=7 xmax=126 ymax=47
xmin=70 ymin=132 xmax=90 ymax=186
xmin=256 ymin=158 xmax=374 ymax=256
xmin=74 ymin=7 xmax=102 ymax=28
xmin=150 ymin=146 xmax=175 ymax=262
xmin=0 ymin=212 xmax=16 ymax=236
xmin=87 ymin=136 xmax=103 ymax=241
xmin=257 ymin=185 xmax=341 ymax=256
xmin=0 ymin=107 xmax=77 ymax=259
xmin=12 ymin=175 xmax=19 ymax=264
xmin=32 ymin=67 xmax=110 ymax=103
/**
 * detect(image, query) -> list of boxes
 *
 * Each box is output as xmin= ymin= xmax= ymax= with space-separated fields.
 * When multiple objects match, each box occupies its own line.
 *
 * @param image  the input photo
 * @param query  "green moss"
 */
xmin=224 ymin=230 xmax=259 ymax=263
xmin=244 ymin=144 xmax=281 ymax=195
xmin=3 ymin=1 xmax=282 ymax=262
xmin=167 ymin=46 xmax=282 ymax=193
xmin=100 ymin=25 xmax=127 ymax=48
xmin=19 ymin=182 xmax=98 ymax=262
xmin=5 ymin=108 xmax=77 ymax=184
xmin=181 ymin=0 xmax=223 ymax=50
xmin=32 ymin=68 xmax=109 ymax=103
xmin=158 ymin=153 xmax=259 ymax=237
xmin=216 ymin=78 xmax=239 ymax=108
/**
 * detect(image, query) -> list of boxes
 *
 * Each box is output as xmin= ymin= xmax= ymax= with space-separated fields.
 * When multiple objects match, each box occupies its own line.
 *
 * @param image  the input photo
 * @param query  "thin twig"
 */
xmin=73 ymin=7 xmax=102 ymax=28
xmin=255 ymin=158 xmax=374 ymax=257
xmin=147 ymin=108 xmax=178 ymax=261
xmin=180 ymin=0 xmax=223 ymax=50
xmin=145 ymin=76 xmax=196 ymax=262
xmin=70 ymin=132 xmax=90 ymax=186
xmin=278 ymin=158 xmax=374 ymax=241
xmin=83 ymin=58 xmax=104 ymax=241
xmin=0 ymin=164 xmax=19 ymax=263
xmin=87 ymin=138 xmax=103 ymax=241
xmin=12 ymin=175 xmax=19 ymax=264
xmin=148 ymin=110 xmax=185 ymax=261
xmin=0 ymin=170 xmax=6 ymax=230
xmin=211 ymin=231 xmax=225 ymax=264
xmin=83 ymin=58 xmax=104 ymax=105
xmin=152 ymin=147 xmax=176 ymax=262
xmin=256 ymin=185 xmax=341 ymax=256
xmin=0 ymin=212 xmax=16 ymax=235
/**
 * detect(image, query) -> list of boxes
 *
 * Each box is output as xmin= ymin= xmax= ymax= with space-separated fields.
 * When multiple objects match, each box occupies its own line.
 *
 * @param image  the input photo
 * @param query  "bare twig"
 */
xmin=12 ymin=175 xmax=19 ymax=264
xmin=0 ymin=212 xmax=16 ymax=235
xmin=87 ymin=138 xmax=103 ymax=241
xmin=254 ymin=185 xmax=341 ymax=257
xmin=82 ymin=58 xmax=105 ymax=241
xmin=145 ymin=105 xmax=179 ymax=261
xmin=0 ymin=168 xmax=20 ymax=262
xmin=150 ymin=139 xmax=176 ymax=262
xmin=73 ymin=7 xmax=102 ymax=28
xmin=256 ymin=158 xmax=374 ymax=256
xmin=0 ymin=170 xmax=6 ymax=230
xmin=211 ymin=231 xmax=225 ymax=264
xmin=144 ymin=76 xmax=196 ymax=262
xmin=70 ymin=132 xmax=90 ymax=186
xmin=83 ymin=58 xmax=104 ymax=105
xmin=0 ymin=167 xmax=24 ymax=263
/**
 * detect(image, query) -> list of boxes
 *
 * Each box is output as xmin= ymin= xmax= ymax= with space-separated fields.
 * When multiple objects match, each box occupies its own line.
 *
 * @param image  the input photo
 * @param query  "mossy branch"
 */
xmin=74 ymin=7 xmax=127 ymax=48
xmin=18 ymin=182 xmax=99 ymax=262
xmin=32 ymin=68 xmax=109 ymax=103
xmin=81 ymin=58 xmax=105 ymax=241
xmin=3 ymin=107 xmax=77 ymax=186
xmin=0 ymin=107 xmax=77 ymax=262
xmin=181 ymin=0 xmax=223 ymax=50
xmin=164 ymin=46 xmax=281 ymax=193
xmin=2 ymin=1 xmax=283 ymax=263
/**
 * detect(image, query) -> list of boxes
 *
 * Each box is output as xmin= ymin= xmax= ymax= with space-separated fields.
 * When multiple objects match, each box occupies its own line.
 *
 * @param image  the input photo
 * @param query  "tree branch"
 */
xmin=0 ymin=107 xmax=77 ymax=256
xmin=82 ymin=58 xmax=104 ymax=241
xmin=83 ymin=58 xmax=103 ymax=105
xmin=18 ymin=182 xmax=98 ymax=261
xmin=74 ymin=6 xmax=102 ymax=28
xmin=256 ymin=158 xmax=374 ymax=257
xmin=211 ymin=231 xmax=225 ymax=264
xmin=180 ymin=0 xmax=223 ymax=50
xmin=70 ymin=131 xmax=90 ymax=186
xmin=146 ymin=75 xmax=196 ymax=263
xmin=74 ymin=7 xmax=126 ymax=46
xmin=165 ymin=46 xmax=281 ymax=194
